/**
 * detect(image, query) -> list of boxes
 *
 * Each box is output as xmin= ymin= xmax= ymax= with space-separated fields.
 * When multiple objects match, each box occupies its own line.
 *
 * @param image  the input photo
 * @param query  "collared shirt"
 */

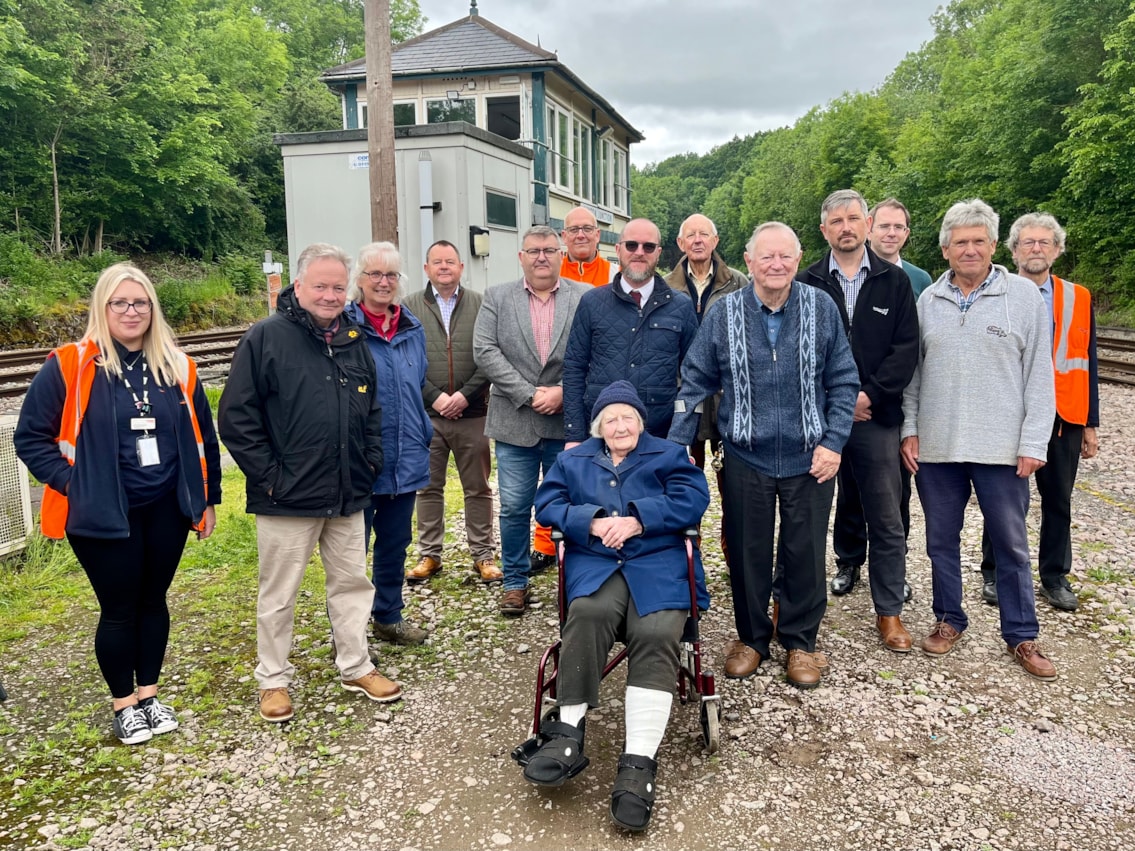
xmin=524 ymin=278 xmax=560 ymax=365
xmin=829 ymin=249 xmax=871 ymax=323
xmin=1038 ymin=275 xmax=1055 ymax=329
xmin=946 ymin=266 xmax=997 ymax=317
xmin=622 ymin=278 xmax=654 ymax=307
xmin=358 ymin=302 xmax=401 ymax=342
xmin=431 ymin=284 xmax=460 ymax=336
xmin=754 ymin=292 xmax=787 ymax=348
xmin=687 ymin=260 xmax=715 ymax=300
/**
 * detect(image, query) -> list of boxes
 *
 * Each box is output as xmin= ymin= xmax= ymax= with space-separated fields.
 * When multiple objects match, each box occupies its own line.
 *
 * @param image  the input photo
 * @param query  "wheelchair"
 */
xmin=511 ymin=527 xmax=721 ymax=765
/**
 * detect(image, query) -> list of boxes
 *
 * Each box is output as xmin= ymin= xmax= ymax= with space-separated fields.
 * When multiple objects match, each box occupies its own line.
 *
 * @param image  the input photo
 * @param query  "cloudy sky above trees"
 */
xmin=420 ymin=0 xmax=946 ymax=164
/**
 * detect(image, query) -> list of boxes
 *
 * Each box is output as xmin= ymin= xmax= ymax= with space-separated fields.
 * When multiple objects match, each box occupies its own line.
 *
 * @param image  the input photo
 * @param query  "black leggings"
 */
xmin=68 ymin=489 xmax=191 ymax=699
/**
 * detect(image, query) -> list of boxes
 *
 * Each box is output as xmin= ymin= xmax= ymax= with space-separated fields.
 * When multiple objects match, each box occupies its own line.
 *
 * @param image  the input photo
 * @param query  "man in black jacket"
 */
xmin=219 ymin=243 xmax=401 ymax=723
xmin=797 ymin=190 xmax=920 ymax=652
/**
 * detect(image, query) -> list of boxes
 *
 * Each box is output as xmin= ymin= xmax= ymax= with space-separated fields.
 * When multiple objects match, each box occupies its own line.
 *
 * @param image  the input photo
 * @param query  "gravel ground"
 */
xmin=3 ymin=385 xmax=1135 ymax=850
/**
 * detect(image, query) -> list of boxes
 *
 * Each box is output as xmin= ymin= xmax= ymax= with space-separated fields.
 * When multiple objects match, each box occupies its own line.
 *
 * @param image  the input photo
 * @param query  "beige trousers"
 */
xmin=416 ymin=415 xmax=496 ymax=562
xmin=254 ymin=512 xmax=374 ymax=687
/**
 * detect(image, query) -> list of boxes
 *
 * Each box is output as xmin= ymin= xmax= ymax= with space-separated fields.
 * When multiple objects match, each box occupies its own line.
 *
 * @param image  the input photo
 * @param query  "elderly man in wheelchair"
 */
xmin=521 ymin=381 xmax=710 ymax=832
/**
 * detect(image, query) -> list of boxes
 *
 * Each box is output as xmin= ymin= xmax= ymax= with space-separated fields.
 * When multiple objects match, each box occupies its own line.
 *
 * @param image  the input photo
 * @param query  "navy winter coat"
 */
xmin=561 ymin=275 xmax=699 ymax=441
xmin=534 ymin=432 xmax=710 ymax=616
xmin=346 ymin=302 xmax=433 ymax=496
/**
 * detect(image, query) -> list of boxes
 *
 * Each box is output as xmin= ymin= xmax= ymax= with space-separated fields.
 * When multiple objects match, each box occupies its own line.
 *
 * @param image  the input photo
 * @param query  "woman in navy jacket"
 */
xmin=15 ymin=263 xmax=221 ymax=746
xmin=527 ymin=381 xmax=709 ymax=832
xmin=347 ymin=242 xmax=433 ymax=645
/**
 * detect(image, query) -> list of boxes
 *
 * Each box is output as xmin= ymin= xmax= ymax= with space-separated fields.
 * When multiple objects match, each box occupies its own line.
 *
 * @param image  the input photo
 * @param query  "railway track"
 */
xmin=0 ymin=328 xmax=248 ymax=399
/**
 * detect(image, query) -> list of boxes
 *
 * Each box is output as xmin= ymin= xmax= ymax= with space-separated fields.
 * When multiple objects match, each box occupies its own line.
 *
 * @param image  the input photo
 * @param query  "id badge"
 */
xmin=131 ymin=417 xmax=156 ymax=431
xmin=137 ymin=435 xmax=161 ymax=467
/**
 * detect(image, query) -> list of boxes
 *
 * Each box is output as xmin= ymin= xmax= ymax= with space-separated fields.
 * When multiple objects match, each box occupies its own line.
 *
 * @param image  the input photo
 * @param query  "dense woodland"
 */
xmin=632 ymin=0 xmax=1135 ymax=314
xmin=2 ymin=0 xmax=1135 ymax=319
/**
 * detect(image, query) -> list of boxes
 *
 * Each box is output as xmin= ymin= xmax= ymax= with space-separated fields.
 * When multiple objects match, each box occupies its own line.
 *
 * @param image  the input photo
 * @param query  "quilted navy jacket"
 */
xmin=562 ymin=274 xmax=698 ymax=442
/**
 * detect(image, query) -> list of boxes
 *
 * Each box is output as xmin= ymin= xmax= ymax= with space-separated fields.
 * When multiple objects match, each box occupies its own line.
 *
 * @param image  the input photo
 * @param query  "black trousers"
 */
xmin=68 ymin=488 xmax=191 ymax=699
xmin=981 ymin=418 xmax=1084 ymax=589
xmin=723 ymin=455 xmax=834 ymax=657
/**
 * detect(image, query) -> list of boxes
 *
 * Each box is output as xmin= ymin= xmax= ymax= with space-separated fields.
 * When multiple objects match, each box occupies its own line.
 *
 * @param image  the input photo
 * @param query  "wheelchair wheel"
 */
xmin=700 ymin=699 xmax=720 ymax=754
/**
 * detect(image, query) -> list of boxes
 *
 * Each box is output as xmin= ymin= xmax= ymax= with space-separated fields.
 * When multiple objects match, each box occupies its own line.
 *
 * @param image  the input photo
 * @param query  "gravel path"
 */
xmin=3 ymin=386 xmax=1135 ymax=850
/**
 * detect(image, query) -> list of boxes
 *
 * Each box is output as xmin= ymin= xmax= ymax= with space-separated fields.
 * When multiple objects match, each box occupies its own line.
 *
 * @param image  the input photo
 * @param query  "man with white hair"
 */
xmin=978 ymin=212 xmax=1099 ymax=612
xmin=901 ymin=199 xmax=1057 ymax=680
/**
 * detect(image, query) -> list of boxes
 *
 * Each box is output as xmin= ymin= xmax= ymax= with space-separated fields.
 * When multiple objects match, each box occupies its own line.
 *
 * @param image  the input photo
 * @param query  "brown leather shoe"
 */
xmin=921 ymin=621 xmax=964 ymax=656
xmin=785 ymin=649 xmax=821 ymax=689
xmin=723 ymin=639 xmax=761 ymax=679
xmin=342 ymin=670 xmax=403 ymax=703
xmin=406 ymin=556 xmax=442 ymax=585
xmin=499 ymin=588 xmax=531 ymax=617
xmin=877 ymin=615 xmax=913 ymax=653
xmin=1009 ymin=640 xmax=1057 ymax=681
xmin=810 ymin=650 xmax=831 ymax=678
xmin=258 ymin=687 xmax=293 ymax=723
xmin=474 ymin=559 xmax=503 ymax=583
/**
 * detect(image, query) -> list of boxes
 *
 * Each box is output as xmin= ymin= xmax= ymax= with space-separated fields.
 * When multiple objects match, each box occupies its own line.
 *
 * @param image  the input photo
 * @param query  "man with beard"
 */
xmin=562 ymin=218 xmax=698 ymax=447
xmin=978 ymin=213 xmax=1099 ymax=612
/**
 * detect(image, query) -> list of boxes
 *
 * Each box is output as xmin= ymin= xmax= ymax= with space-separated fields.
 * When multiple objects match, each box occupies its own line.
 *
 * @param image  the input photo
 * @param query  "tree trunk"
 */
xmin=365 ymin=0 xmax=398 ymax=245
xmin=50 ymin=124 xmax=63 ymax=255
xmin=95 ymin=219 xmax=104 ymax=254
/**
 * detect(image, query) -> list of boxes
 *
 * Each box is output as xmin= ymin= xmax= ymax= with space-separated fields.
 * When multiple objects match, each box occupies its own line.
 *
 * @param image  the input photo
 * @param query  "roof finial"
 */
xmin=470 ymin=1 xmax=479 ymax=16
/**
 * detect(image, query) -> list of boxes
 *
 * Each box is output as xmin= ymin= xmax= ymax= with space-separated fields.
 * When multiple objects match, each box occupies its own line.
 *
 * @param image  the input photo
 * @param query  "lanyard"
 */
xmin=121 ymin=353 xmax=152 ymax=420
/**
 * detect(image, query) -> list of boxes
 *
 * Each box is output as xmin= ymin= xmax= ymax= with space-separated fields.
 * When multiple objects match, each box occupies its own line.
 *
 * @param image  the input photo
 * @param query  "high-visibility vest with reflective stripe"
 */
xmin=40 ymin=340 xmax=209 ymax=539
xmin=560 ymin=254 xmax=615 ymax=287
xmin=1051 ymin=275 xmax=1092 ymax=426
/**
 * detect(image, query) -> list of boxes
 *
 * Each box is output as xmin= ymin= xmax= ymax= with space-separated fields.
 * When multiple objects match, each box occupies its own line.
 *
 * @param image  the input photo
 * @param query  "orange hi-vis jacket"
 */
xmin=39 ymin=340 xmax=210 ymax=539
xmin=560 ymin=254 xmax=615 ymax=287
xmin=1051 ymin=275 xmax=1092 ymax=426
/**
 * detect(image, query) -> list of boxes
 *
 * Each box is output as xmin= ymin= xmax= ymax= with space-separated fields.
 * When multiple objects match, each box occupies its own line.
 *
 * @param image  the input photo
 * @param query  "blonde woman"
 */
xmin=15 ymin=262 xmax=221 ymax=745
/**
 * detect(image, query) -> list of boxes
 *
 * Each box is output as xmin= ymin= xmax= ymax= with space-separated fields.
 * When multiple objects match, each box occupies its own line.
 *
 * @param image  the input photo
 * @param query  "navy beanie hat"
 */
xmin=591 ymin=380 xmax=647 ymax=422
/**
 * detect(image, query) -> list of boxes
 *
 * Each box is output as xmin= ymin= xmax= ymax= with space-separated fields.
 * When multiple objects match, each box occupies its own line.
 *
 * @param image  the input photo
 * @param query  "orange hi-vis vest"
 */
xmin=1051 ymin=275 xmax=1092 ymax=426
xmin=560 ymin=254 xmax=614 ymax=287
xmin=40 ymin=340 xmax=210 ymax=539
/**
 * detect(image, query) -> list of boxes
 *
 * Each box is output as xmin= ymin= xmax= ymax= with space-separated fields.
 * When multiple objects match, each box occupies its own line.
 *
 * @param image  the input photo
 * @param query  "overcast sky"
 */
xmin=418 ymin=0 xmax=946 ymax=165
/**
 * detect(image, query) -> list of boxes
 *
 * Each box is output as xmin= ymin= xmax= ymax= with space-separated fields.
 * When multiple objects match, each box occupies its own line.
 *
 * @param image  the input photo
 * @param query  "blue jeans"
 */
xmin=363 ymin=491 xmax=417 ymax=624
xmin=495 ymin=438 xmax=564 ymax=591
xmin=916 ymin=462 xmax=1039 ymax=645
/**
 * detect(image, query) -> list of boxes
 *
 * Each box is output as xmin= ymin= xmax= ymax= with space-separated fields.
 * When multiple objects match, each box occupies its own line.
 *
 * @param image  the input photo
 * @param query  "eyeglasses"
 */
xmin=362 ymin=270 xmax=400 ymax=281
xmin=523 ymin=247 xmax=561 ymax=257
xmin=620 ymin=241 xmax=660 ymax=254
xmin=108 ymin=299 xmax=152 ymax=315
xmin=564 ymin=225 xmax=598 ymax=235
xmin=1019 ymin=238 xmax=1054 ymax=249
xmin=873 ymin=223 xmax=909 ymax=233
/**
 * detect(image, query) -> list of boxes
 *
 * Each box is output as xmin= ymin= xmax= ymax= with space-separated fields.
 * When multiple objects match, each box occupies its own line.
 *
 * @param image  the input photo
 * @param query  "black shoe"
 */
xmin=903 ymin=582 xmax=913 ymax=603
xmin=981 ymin=581 xmax=999 ymax=606
xmin=830 ymin=565 xmax=860 ymax=596
xmin=1041 ymin=582 xmax=1079 ymax=612
xmin=529 ymin=550 xmax=556 ymax=576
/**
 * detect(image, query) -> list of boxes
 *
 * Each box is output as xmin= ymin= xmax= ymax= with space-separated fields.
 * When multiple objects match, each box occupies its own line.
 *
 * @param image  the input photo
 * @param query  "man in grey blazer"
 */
xmin=474 ymin=225 xmax=588 ymax=617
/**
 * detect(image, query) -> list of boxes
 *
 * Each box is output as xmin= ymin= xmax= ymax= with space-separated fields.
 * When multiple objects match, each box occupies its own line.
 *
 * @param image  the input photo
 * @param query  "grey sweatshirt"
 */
xmin=901 ymin=264 xmax=1055 ymax=464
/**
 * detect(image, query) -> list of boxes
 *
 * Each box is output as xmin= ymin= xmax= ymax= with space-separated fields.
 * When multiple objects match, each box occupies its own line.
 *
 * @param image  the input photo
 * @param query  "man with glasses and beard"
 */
xmin=562 ymin=218 xmax=698 ymax=448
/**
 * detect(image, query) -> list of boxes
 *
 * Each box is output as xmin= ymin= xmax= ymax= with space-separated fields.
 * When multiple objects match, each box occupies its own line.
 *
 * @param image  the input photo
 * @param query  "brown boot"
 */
xmin=406 ymin=556 xmax=442 ymax=585
xmin=876 ymin=615 xmax=912 ymax=653
xmin=785 ymin=649 xmax=821 ymax=689
xmin=258 ymin=687 xmax=294 ymax=723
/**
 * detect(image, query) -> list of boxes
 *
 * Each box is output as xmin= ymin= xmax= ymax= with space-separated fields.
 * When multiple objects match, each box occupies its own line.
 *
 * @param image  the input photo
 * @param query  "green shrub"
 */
xmin=218 ymin=253 xmax=264 ymax=296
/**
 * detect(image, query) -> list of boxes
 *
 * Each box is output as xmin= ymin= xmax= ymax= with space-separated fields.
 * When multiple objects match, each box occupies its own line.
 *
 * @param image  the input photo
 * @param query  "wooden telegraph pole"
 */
xmin=364 ymin=0 xmax=398 ymax=244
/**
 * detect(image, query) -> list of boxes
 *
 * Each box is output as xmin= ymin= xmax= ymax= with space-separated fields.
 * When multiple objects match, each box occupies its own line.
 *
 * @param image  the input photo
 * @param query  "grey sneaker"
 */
xmin=372 ymin=619 xmax=428 ymax=645
xmin=140 ymin=697 xmax=179 ymax=735
xmin=112 ymin=704 xmax=153 ymax=745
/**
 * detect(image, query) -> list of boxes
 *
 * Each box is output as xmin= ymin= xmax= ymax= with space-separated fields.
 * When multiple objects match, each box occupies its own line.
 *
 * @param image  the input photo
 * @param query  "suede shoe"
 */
xmin=372 ymin=619 xmax=428 ymax=645
xmin=723 ymin=640 xmax=761 ymax=679
xmin=921 ymin=621 xmax=964 ymax=656
xmin=406 ymin=556 xmax=442 ymax=585
xmin=1009 ymin=640 xmax=1057 ymax=681
xmin=982 ymin=581 xmax=999 ymax=606
xmin=830 ymin=564 xmax=860 ymax=596
xmin=258 ymin=687 xmax=294 ymax=723
xmin=1040 ymin=582 xmax=1079 ymax=612
xmin=529 ymin=550 xmax=557 ymax=576
xmin=499 ymin=588 xmax=532 ymax=617
xmin=876 ymin=615 xmax=913 ymax=653
xmin=342 ymin=670 xmax=403 ymax=703
xmin=474 ymin=559 xmax=504 ymax=583
xmin=785 ymin=649 xmax=822 ymax=689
